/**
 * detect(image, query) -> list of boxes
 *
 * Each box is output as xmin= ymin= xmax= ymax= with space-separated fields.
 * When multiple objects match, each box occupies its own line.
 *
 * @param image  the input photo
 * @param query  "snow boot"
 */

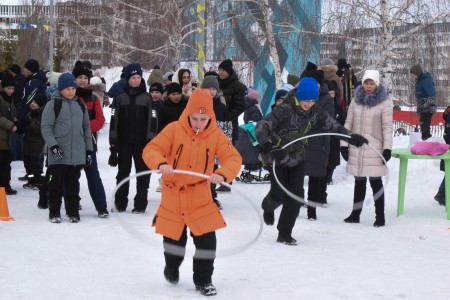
xmin=261 ymin=194 xmax=282 ymax=226
xmin=196 ymin=283 xmax=217 ymax=296
xmin=370 ymin=178 xmax=385 ymax=227
xmin=277 ymin=235 xmax=298 ymax=246
xmin=49 ymin=213 xmax=62 ymax=223
xmin=344 ymin=178 xmax=366 ymax=223
xmin=97 ymin=208 xmax=109 ymax=218
xmin=307 ymin=206 xmax=317 ymax=221
xmin=434 ymin=191 xmax=445 ymax=206
xmin=164 ymin=266 xmax=179 ymax=284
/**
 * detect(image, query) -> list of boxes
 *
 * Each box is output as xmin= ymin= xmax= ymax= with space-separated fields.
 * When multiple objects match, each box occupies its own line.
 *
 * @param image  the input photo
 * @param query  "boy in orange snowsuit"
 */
xmin=142 ymin=88 xmax=241 ymax=296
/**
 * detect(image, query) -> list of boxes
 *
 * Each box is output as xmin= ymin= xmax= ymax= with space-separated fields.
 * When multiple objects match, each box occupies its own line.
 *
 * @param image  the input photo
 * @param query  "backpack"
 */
xmin=54 ymin=96 xmax=94 ymax=119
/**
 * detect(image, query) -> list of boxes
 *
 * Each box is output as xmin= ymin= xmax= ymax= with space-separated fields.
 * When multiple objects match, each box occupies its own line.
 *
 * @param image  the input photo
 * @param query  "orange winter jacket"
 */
xmin=142 ymin=89 xmax=242 ymax=240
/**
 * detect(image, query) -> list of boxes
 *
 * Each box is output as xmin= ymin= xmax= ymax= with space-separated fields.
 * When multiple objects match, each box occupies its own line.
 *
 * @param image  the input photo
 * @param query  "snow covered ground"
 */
xmin=2 ymin=117 xmax=450 ymax=299
xmin=2 ymin=69 xmax=449 ymax=299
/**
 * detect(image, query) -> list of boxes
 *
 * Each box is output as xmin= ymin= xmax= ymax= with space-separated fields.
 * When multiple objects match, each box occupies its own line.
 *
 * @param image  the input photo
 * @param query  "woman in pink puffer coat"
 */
xmin=340 ymin=70 xmax=393 ymax=227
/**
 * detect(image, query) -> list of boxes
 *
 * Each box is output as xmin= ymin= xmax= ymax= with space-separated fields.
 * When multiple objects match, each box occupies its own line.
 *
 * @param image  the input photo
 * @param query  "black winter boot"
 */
xmin=307 ymin=206 xmax=317 ymax=221
xmin=370 ymin=178 xmax=385 ymax=227
xmin=261 ymin=194 xmax=282 ymax=226
xmin=344 ymin=178 xmax=366 ymax=223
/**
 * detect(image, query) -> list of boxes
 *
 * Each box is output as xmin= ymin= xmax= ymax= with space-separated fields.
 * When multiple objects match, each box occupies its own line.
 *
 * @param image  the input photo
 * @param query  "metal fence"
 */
xmin=393 ymin=121 xmax=444 ymax=137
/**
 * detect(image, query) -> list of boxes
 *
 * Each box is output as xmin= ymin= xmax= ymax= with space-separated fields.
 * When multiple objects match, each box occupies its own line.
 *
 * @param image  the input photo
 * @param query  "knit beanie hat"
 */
xmin=166 ymin=82 xmax=182 ymax=95
xmin=247 ymin=88 xmax=260 ymax=102
xmin=46 ymin=71 xmax=61 ymax=86
xmin=287 ymin=74 xmax=300 ymax=86
xmin=163 ymin=71 xmax=174 ymax=81
xmin=296 ymin=77 xmax=319 ymax=101
xmin=305 ymin=62 xmax=317 ymax=71
xmin=201 ymin=75 xmax=220 ymax=91
xmin=218 ymin=59 xmax=233 ymax=75
xmin=24 ymin=59 xmax=40 ymax=73
xmin=337 ymin=58 xmax=349 ymax=70
xmin=58 ymin=72 xmax=77 ymax=91
xmin=320 ymin=57 xmax=335 ymax=66
xmin=33 ymin=94 xmax=48 ymax=108
xmin=89 ymin=76 xmax=103 ymax=86
xmin=410 ymin=64 xmax=423 ymax=77
xmin=275 ymin=89 xmax=288 ymax=101
xmin=362 ymin=70 xmax=380 ymax=86
xmin=185 ymin=88 xmax=214 ymax=119
xmin=125 ymin=63 xmax=143 ymax=81
xmin=72 ymin=65 xmax=92 ymax=79
xmin=8 ymin=64 xmax=21 ymax=76
xmin=1 ymin=73 xmax=16 ymax=88
xmin=150 ymin=82 xmax=164 ymax=94
xmin=301 ymin=70 xmax=324 ymax=84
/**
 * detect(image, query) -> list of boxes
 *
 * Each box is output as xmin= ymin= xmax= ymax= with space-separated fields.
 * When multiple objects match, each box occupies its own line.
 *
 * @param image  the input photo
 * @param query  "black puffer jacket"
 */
xmin=255 ymin=88 xmax=348 ymax=168
xmin=219 ymin=72 xmax=245 ymax=141
xmin=157 ymin=94 xmax=189 ymax=133
xmin=109 ymin=80 xmax=156 ymax=146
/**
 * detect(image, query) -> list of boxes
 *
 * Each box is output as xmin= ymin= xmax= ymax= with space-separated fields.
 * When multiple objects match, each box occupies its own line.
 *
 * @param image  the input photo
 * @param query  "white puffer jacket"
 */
xmin=341 ymin=84 xmax=393 ymax=177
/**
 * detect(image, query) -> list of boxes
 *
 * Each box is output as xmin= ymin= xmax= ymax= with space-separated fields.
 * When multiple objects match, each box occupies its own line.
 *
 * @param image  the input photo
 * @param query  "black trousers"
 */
xmin=47 ymin=164 xmax=82 ymax=218
xmin=115 ymin=143 xmax=150 ymax=211
xmin=262 ymin=163 xmax=304 ymax=237
xmin=163 ymin=226 xmax=216 ymax=286
xmin=420 ymin=113 xmax=433 ymax=140
xmin=307 ymin=176 xmax=328 ymax=204
xmin=0 ymin=150 xmax=12 ymax=188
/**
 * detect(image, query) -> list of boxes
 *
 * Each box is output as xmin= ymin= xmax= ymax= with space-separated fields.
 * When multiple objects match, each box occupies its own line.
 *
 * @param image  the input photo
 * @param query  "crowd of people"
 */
xmin=0 ymin=56 xmax=440 ymax=296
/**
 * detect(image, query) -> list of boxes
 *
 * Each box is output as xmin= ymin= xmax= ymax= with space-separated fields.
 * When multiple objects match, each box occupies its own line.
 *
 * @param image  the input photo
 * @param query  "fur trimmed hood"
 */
xmin=354 ymin=83 xmax=389 ymax=107
xmin=318 ymin=64 xmax=338 ymax=73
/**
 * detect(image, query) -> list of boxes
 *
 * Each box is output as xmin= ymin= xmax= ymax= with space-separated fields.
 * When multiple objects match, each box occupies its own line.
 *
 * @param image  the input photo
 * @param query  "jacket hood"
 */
xmin=179 ymin=88 xmax=217 ymax=136
xmin=354 ymin=83 xmax=389 ymax=107
xmin=419 ymin=72 xmax=433 ymax=81
xmin=245 ymin=96 xmax=259 ymax=109
xmin=318 ymin=65 xmax=338 ymax=73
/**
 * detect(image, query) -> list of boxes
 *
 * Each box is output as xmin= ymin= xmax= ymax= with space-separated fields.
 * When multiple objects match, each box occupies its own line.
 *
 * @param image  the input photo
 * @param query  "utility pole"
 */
xmin=48 ymin=0 xmax=55 ymax=71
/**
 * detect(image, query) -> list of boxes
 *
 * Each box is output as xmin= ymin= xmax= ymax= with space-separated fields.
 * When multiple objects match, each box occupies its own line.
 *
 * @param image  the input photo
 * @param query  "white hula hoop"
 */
xmin=271 ymin=133 xmax=390 ymax=210
xmin=110 ymin=169 xmax=264 ymax=259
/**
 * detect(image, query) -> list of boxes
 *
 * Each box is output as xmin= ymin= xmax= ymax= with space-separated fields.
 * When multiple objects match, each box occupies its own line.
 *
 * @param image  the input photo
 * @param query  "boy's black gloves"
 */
xmin=259 ymin=141 xmax=273 ymax=153
xmin=270 ymin=148 xmax=285 ymax=163
xmin=108 ymin=146 xmax=118 ymax=167
xmin=50 ymin=145 xmax=63 ymax=160
xmin=383 ymin=149 xmax=391 ymax=163
xmin=86 ymin=151 xmax=93 ymax=167
xmin=348 ymin=134 xmax=368 ymax=147
xmin=340 ymin=147 xmax=349 ymax=161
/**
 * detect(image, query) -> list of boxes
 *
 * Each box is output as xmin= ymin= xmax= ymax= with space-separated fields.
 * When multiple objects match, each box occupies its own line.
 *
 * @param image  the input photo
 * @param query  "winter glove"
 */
xmin=382 ymin=149 xmax=391 ymax=164
xmin=348 ymin=133 xmax=368 ymax=147
xmin=50 ymin=145 xmax=63 ymax=161
xmin=86 ymin=151 xmax=93 ymax=167
xmin=108 ymin=146 xmax=118 ymax=167
xmin=259 ymin=141 xmax=273 ymax=153
xmin=270 ymin=147 xmax=285 ymax=163
xmin=340 ymin=147 xmax=349 ymax=162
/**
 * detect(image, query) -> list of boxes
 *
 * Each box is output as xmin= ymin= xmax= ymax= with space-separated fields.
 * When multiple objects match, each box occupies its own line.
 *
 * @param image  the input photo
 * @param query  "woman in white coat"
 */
xmin=340 ymin=70 xmax=393 ymax=227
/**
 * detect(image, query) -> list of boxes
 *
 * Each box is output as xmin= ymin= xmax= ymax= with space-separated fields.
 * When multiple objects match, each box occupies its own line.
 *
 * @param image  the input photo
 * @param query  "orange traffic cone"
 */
xmin=0 ymin=187 xmax=15 ymax=221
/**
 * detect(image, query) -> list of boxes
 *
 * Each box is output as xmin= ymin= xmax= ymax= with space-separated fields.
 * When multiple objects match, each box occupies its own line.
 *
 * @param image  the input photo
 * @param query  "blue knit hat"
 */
xmin=58 ymin=72 xmax=77 ymax=91
xmin=296 ymin=77 xmax=319 ymax=101
xmin=125 ymin=63 xmax=143 ymax=81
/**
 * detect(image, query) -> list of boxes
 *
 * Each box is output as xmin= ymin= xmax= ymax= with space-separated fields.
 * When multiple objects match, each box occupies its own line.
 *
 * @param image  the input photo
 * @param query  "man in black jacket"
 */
xmin=109 ymin=63 xmax=156 ymax=213
xmin=217 ymin=59 xmax=245 ymax=145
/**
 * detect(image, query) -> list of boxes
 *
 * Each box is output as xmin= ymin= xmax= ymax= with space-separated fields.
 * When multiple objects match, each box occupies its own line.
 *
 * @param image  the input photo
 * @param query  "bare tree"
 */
xmin=321 ymin=0 xmax=450 ymax=106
